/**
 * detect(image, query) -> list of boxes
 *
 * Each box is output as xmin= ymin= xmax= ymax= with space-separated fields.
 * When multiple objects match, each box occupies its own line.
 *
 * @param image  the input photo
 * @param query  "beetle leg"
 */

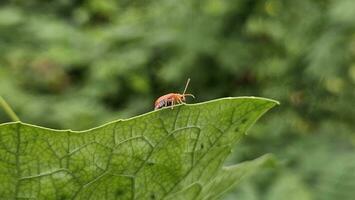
xmin=171 ymin=100 xmax=174 ymax=109
xmin=178 ymin=98 xmax=184 ymax=104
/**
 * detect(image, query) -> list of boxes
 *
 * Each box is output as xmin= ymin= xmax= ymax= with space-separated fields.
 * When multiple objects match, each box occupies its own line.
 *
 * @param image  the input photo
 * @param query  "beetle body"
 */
xmin=154 ymin=79 xmax=195 ymax=110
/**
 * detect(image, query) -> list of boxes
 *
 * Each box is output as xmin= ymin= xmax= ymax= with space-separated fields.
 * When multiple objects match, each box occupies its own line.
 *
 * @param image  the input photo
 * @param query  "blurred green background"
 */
xmin=0 ymin=0 xmax=354 ymax=199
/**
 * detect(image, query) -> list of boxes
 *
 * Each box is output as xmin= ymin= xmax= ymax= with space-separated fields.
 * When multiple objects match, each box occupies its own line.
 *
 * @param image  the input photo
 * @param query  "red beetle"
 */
xmin=154 ymin=78 xmax=195 ymax=110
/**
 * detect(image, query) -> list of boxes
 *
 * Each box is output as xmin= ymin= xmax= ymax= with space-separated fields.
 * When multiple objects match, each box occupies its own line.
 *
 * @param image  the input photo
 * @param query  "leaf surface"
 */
xmin=0 ymin=97 xmax=278 ymax=200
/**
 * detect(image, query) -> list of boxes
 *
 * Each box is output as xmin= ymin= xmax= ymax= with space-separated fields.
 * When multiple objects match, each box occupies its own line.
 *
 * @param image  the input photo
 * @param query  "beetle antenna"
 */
xmin=184 ymin=94 xmax=195 ymax=98
xmin=182 ymin=78 xmax=191 ymax=96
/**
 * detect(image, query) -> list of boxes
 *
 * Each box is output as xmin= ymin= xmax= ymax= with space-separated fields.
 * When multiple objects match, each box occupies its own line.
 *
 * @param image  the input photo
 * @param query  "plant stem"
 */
xmin=0 ymin=96 xmax=20 ymax=122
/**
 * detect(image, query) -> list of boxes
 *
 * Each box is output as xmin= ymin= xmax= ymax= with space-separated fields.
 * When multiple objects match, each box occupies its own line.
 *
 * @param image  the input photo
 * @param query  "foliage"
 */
xmin=0 ymin=97 xmax=276 ymax=199
xmin=0 ymin=0 xmax=355 ymax=199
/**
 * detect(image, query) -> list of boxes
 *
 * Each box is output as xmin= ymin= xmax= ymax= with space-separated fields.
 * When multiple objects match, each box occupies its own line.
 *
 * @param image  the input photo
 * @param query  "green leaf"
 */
xmin=165 ymin=183 xmax=202 ymax=200
xmin=0 ymin=97 xmax=278 ymax=200
xmin=202 ymin=154 xmax=276 ymax=200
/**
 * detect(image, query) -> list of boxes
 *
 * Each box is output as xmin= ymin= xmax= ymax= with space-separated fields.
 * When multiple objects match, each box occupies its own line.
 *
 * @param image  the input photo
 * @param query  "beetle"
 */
xmin=154 ymin=78 xmax=195 ymax=110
